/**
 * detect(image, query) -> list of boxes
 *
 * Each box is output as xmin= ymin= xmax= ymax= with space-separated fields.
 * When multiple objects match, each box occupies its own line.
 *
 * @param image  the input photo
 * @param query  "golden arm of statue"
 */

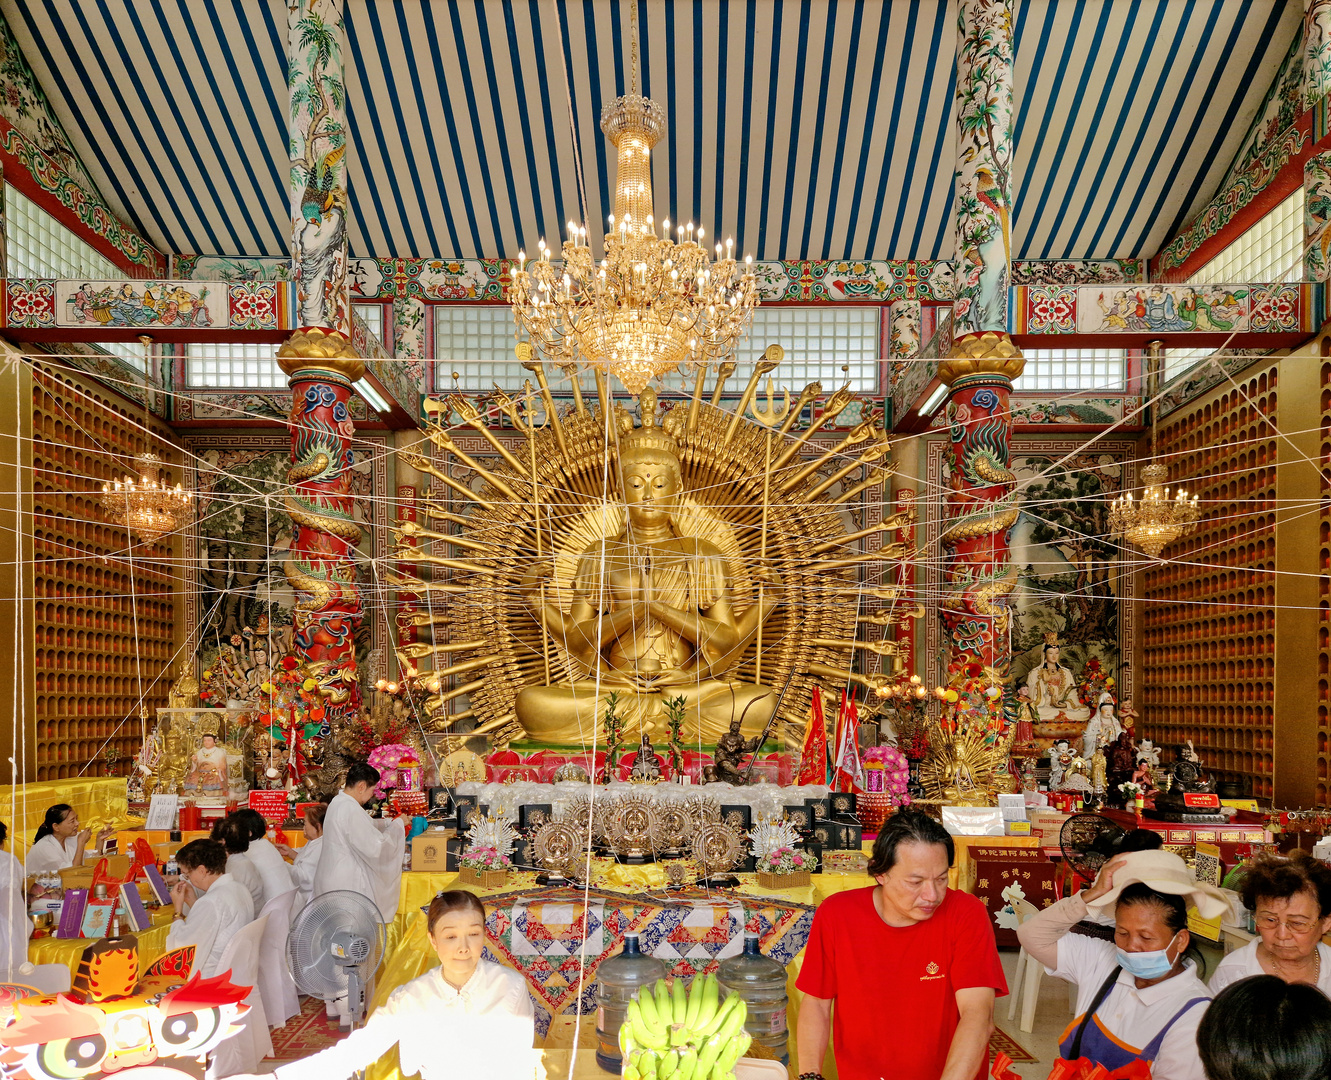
xmin=518 ymin=561 xmax=635 ymax=668
xmin=663 ymin=566 xmax=784 ymax=680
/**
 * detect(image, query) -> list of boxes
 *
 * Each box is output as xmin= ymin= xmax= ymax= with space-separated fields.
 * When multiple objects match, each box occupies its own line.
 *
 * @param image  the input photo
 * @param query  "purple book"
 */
xmin=118 ymin=884 xmax=150 ymax=931
xmin=142 ymin=865 xmax=170 ymax=905
xmin=55 ymin=888 xmax=88 ymax=938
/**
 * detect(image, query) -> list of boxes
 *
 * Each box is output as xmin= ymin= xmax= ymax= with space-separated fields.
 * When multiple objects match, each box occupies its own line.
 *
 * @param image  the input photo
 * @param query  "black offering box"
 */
xmin=783 ymin=805 xmax=812 ymax=832
xmin=518 ymin=803 xmax=553 ymax=834
xmin=810 ymin=820 xmax=837 ymax=849
xmin=719 ymin=804 xmax=752 ymax=832
xmin=452 ymin=794 xmax=481 ymax=829
xmin=835 ymin=821 xmax=863 ymax=850
xmin=804 ymin=840 xmax=823 ymax=874
xmin=805 ymin=796 xmax=830 ymax=821
xmin=445 ymin=835 xmax=464 ymax=871
xmin=426 ymin=787 xmax=455 ymax=822
xmin=829 ymin=792 xmax=858 ymax=822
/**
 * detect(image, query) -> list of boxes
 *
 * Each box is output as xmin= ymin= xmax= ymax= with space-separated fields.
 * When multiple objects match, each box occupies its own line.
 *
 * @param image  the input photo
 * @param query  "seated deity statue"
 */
xmin=1024 ymin=639 xmax=1090 ymax=746
xmin=514 ymin=388 xmax=780 ymax=745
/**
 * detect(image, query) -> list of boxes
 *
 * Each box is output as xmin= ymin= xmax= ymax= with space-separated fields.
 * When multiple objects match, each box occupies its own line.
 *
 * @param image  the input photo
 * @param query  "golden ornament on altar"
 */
xmin=530 ymin=819 xmax=586 ymax=880
xmin=917 ymin=718 xmax=1015 ymax=806
xmin=689 ymin=819 xmax=746 ymax=876
xmin=391 ymin=359 xmax=907 ymax=748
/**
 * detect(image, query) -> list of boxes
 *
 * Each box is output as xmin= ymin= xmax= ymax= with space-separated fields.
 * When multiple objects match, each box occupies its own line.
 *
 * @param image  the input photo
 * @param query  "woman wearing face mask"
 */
xmin=1017 ymin=850 xmax=1229 ymax=1080
xmin=1209 ymin=852 xmax=1331 ymax=995
xmin=265 ymin=891 xmax=536 ymax=1080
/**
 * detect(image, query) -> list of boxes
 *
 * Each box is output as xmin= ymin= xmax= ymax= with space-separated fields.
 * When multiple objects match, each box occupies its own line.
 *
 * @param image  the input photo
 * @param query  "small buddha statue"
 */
xmin=514 ymin=388 xmax=781 ymax=744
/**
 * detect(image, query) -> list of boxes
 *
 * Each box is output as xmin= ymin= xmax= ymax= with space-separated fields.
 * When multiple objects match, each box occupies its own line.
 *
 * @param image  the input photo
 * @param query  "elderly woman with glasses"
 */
xmin=1210 ymin=852 xmax=1331 ymax=995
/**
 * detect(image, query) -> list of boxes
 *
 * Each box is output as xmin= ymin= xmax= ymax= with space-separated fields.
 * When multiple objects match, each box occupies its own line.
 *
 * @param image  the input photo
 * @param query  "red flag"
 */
xmin=797 ymin=687 xmax=829 ymax=786
xmin=832 ymin=689 xmax=864 ymax=794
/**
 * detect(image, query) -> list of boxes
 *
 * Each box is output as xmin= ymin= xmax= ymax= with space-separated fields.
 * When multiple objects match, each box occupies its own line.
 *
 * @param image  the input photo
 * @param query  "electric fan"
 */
xmin=1059 ymin=813 xmax=1127 ymax=882
xmin=287 ymin=889 xmax=387 ymax=1028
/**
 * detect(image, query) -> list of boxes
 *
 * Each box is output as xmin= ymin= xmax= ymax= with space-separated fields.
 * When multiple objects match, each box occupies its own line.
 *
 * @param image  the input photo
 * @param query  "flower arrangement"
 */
xmin=755 ymin=845 xmax=814 ymax=889
xmin=759 ymin=847 xmax=810 ymax=874
xmin=340 ymin=709 xmax=415 ymax=762
xmin=459 ymin=846 xmax=512 ymax=872
xmin=1077 ymin=658 xmax=1115 ymax=712
xmin=1118 ymin=781 xmax=1143 ymax=800
xmin=864 ymin=745 xmax=912 ymax=807
xmin=367 ymin=743 xmax=417 ymax=797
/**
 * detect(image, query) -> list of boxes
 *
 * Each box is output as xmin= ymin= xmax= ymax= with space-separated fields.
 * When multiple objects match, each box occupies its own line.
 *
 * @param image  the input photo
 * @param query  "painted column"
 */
xmin=1304 ymin=151 xmax=1331 ymax=281
xmin=888 ymin=299 xmax=921 ymax=359
xmin=1303 ymin=0 xmax=1331 ymax=111
xmin=952 ymin=0 xmax=1015 ymax=341
xmin=940 ymin=0 xmax=1024 ymax=689
xmin=277 ymin=0 xmax=363 ymax=722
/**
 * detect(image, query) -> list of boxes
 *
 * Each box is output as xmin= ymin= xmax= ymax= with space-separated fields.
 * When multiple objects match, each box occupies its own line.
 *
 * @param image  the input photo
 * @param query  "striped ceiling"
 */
xmin=5 ymin=0 xmax=1300 ymax=263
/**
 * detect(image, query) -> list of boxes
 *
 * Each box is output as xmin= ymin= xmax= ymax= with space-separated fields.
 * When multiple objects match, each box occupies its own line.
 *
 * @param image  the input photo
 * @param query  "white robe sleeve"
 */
xmin=24 ymin=835 xmax=73 ymax=875
xmin=291 ymin=838 xmax=322 ymax=909
xmin=249 ymin=839 xmax=295 ymax=900
xmin=0 ymin=852 xmax=29 ymax=975
xmin=275 ymin=988 xmax=407 ymax=1080
xmin=316 ymin=795 xmax=404 ymax=922
xmin=167 ymin=894 xmax=222 ymax=978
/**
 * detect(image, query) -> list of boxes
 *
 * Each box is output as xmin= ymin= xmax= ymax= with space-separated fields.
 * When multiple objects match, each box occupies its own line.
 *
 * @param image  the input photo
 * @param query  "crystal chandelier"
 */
xmin=99 ymin=453 xmax=192 ymax=544
xmin=1109 ymin=343 xmax=1200 ymax=559
xmin=507 ymin=8 xmax=758 ymax=395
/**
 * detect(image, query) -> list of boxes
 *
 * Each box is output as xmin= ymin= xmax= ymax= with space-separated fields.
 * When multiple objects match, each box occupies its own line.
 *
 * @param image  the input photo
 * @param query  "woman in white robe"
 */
xmin=313 ymin=765 xmax=405 ymax=922
xmin=0 ymin=821 xmax=31 ymax=975
xmin=270 ymin=891 xmax=535 ymax=1080
xmin=234 ymin=808 xmax=294 ymax=903
xmin=166 ymin=839 xmax=255 ymax=978
xmin=212 ymin=815 xmax=265 ymax=914
xmin=284 ymin=804 xmax=325 ymax=913
xmin=25 ymin=804 xmax=112 ymax=875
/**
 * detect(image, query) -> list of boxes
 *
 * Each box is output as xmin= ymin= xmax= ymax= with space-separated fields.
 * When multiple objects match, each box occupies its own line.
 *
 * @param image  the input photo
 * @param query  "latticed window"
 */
xmin=1189 ymin=188 xmax=1304 ymax=284
xmin=431 ymin=304 xmax=881 ymax=393
xmin=185 ymin=343 xmax=283 ymax=388
xmin=6 ymin=183 xmax=144 ymax=370
xmin=1014 ymin=348 xmax=1127 ymax=391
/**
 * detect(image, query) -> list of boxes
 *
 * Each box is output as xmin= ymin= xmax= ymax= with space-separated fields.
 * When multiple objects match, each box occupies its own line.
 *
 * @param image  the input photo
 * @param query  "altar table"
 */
xmin=27 ymin=906 xmax=174 ymax=978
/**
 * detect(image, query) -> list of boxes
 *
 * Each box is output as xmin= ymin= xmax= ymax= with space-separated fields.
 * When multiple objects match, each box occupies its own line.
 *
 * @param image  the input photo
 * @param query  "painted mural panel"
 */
xmin=924 ymin=438 xmax=1137 ymax=701
xmin=185 ymin=433 xmax=390 ymax=684
xmin=1076 ymin=284 xmax=1252 ymax=334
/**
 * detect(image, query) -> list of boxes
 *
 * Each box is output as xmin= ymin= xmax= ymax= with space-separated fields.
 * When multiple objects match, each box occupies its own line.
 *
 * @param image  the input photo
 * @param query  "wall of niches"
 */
xmin=1321 ymin=359 xmax=1331 ymax=804
xmin=1141 ymin=362 xmax=1279 ymax=800
xmin=31 ymin=363 xmax=181 ymax=781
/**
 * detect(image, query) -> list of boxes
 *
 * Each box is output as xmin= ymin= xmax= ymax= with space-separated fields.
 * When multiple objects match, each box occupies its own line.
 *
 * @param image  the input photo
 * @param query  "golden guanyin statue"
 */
xmin=514 ymin=388 xmax=779 ymax=742
xmin=392 ymin=357 xmax=913 ymax=747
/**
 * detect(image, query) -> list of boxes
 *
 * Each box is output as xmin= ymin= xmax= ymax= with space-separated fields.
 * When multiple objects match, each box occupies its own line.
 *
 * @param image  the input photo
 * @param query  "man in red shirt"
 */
xmin=796 ymin=809 xmax=1007 ymax=1080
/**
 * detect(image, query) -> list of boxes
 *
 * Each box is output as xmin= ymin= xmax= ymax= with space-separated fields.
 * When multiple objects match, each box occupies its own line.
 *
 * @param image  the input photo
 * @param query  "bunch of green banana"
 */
xmin=618 ymin=974 xmax=753 ymax=1080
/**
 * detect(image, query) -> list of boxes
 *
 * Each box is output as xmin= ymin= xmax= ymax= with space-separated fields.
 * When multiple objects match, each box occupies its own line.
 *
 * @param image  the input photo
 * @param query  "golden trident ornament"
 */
xmin=750 ymin=344 xmax=790 ymax=687
xmin=510 ymin=343 xmax=554 ymax=684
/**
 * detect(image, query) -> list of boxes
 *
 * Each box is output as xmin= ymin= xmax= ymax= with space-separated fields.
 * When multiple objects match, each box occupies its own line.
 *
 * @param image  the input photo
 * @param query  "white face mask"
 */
xmin=1116 ymin=930 xmax=1180 ymax=979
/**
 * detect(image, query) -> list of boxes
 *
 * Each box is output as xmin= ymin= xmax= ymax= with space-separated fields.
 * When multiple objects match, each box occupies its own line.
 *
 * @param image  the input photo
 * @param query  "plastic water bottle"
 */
xmin=717 ymin=932 xmax=789 ymax=1064
xmin=594 ymin=931 xmax=666 ymax=1072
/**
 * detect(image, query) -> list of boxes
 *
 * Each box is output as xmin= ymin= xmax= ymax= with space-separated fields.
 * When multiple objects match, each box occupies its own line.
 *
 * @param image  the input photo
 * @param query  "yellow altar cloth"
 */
xmin=28 ymin=906 xmax=174 ymax=978
xmin=0 ymin=779 xmax=137 ymax=857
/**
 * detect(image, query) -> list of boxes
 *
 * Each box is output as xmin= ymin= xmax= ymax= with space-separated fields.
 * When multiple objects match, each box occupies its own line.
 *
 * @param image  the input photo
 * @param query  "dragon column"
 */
xmin=276 ymin=0 xmax=363 ymax=722
xmin=940 ymin=0 xmax=1024 ymax=685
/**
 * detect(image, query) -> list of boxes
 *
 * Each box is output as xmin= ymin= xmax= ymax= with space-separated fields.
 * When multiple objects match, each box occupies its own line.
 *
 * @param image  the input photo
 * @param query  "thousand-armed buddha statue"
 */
xmin=514 ymin=388 xmax=780 ymax=744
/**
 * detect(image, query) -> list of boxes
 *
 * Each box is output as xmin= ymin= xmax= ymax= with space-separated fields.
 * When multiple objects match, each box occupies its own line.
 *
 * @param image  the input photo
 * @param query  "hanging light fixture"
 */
xmin=507 ymin=3 xmax=758 ymax=395
xmin=1109 ymin=341 xmax=1200 ymax=559
xmin=99 ymin=452 xmax=192 ymax=544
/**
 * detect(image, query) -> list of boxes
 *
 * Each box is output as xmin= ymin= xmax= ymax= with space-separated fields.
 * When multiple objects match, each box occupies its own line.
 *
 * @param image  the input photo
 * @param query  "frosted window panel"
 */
xmin=185 ymin=343 xmax=282 ymax=388
xmin=431 ymin=304 xmax=880 ymax=393
xmin=353 ymin=302 xmax=384 ymax=342
xmin=1014 ymin=349 xmax=1127 ymax=391
xmin=1190 ymin=189 xmax=1304 ymax=285
xmin=734 ymin=307 xmax=881 ymax=393
xmin=5 ymin=184 xmax=121 ymax=280
xmin=1164 ymin=347 xmax=1216 ymax=381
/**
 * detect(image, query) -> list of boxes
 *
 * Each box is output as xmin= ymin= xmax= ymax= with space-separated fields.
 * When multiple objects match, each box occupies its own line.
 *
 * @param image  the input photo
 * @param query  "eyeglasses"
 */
xmin=1255 ymin=914 xmax=1317 ymax=934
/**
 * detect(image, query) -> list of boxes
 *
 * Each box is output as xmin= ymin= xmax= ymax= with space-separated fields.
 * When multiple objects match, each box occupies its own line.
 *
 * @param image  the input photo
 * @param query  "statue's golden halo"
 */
xmin=392 ymin=362 xmax=909 ymax=748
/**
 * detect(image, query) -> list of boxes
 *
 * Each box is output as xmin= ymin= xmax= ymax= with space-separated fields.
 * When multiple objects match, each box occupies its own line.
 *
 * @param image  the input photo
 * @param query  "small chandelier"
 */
xmin=100 ymin=453 xmax=192 ymax=544
xmin=507 ymin=5 xmax=758 ymax=395
xmin=1109 ymin=342 xmax=1200 ymax=559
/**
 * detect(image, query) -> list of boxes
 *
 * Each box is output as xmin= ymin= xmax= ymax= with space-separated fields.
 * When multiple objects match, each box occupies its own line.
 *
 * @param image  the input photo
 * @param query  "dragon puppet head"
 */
xmin=0 ymin=953 xmax=249 ymax=1080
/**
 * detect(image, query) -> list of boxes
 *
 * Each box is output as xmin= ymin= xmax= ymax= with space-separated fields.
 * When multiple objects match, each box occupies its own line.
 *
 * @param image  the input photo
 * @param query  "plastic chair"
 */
xmin=255 ymin=889 xmax=300 ymax=1028
xmin=207 ymin=915 xmax=273 ymax=1078
xmin=1005 ymin=897 xmax=1046 ymax=1034
xmin=3 ymin=964 xmax=71 ymax=994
